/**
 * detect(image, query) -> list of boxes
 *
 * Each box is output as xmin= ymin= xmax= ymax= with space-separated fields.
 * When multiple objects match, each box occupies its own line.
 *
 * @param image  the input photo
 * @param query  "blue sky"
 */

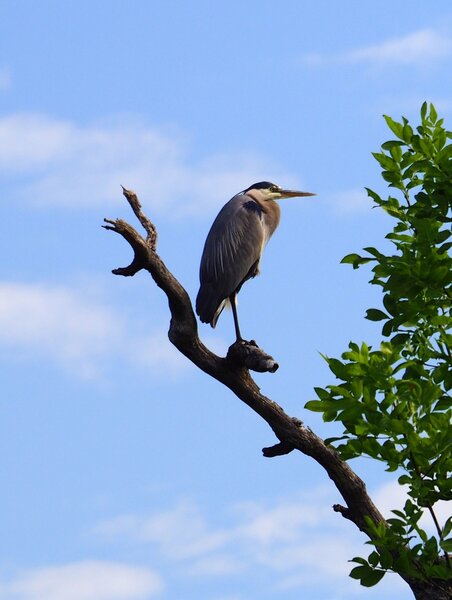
xmin=0 ymin=1 xmax=451 ymax=599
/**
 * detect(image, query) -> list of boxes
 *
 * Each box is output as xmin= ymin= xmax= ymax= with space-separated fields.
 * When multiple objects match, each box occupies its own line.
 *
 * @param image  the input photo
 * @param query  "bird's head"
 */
xmin=243 ymin=181 xmax=316 ymax=201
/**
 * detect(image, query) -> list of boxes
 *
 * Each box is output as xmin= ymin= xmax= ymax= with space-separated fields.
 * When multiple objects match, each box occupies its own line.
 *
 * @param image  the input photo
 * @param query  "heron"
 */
xmin=196 ymin=181 xmax=315 ymax=342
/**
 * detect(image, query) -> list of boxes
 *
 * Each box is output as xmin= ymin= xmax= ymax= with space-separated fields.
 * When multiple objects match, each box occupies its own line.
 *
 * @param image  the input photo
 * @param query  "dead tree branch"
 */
xmin=104 ymin=188 xmax=449 ymax=600
xmin=104 ymin=187 xmax=384 ymax=531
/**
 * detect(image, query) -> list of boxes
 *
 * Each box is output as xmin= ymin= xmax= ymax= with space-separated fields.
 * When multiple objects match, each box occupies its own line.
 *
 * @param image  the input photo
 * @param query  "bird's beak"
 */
xmin=279 ymin=189 xmax=316 ymax=199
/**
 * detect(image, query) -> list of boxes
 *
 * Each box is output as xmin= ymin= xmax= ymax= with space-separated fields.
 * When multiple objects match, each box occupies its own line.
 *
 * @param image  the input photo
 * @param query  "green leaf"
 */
xmin=420 ymin=101 xmax=428 ymax=120
xmin=383 ymin=294 xmax=398 ymax=316
xmin=437 ymin=144 xmax=452 ymax=163
xmin=382 ymin=319 xmax=394 ymax=337
xmin=304 ymin=400 xmax=326 ymax=412
xmin=381 ymin=140 xmax=404 ymax=151
xmin=443 ymin=517 xmax=452 ymax=538
xmin=390 ymin=144 xmax=403 ymax=162
xmin=341 ymin=253 xmax=373 ymax=269
xmin=363 ymin=246 xmax=384 ymax=259
xmin=430 ymin=266 xmax=449 ymax=282
xmin=361 ymin=569 xmax=386 ymax=587
xmin=383 ymin=115 xmax=404 ymax=139
xmin=379 ymin=548 xmax=393 ymax=570
xmin=314 ymin=387 xmax=330 ymax=401
xmin=402 ymin=123 xmax=413 ymax=143
xmin=398 ymin=475 xmax=412 ymax=485
xmin=365 ymin=309 xmax=389 ymax=322
xmin=387 ymin=419 xmax=412 ymax=434
xmin=440 ymin=538 xmax=452 ymax=553
xmin=355 ymin=423 xmax=369 ymax=435
xmin=372 ymin=152 xmax=398 ymax=171
xmin=391 ymin=333 xmax=410 ymax=346
xmin=429 ymin=103 xmax=438 ymax=122
xmin=327 ymin=358 xmax=350 ymax=380
xmin=349 ymin=565 xmax=370 ymax=580
xmin=350 ymin=557 xmax=368 ymax=566
xmin=365 ymin=187 xmax=383 ymax=205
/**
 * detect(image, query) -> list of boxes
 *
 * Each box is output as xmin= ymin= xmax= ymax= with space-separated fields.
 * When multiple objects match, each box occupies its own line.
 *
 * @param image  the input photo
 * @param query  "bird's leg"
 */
xmin=230 ymin=293 xmax=243 ymax=342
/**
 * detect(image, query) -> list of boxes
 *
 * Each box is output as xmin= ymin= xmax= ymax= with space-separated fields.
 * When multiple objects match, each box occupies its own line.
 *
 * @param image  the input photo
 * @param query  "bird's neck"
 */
xmin=244 ymin=189 xmax=279 ymax=214
xmin=244 ymin=190 xmax=280 ymax=233
xmin=245 ymin=188 xmax=267 ymax=204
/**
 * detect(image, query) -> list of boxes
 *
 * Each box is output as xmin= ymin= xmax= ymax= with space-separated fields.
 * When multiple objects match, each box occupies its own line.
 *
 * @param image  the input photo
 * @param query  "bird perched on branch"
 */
xmin=196 ymin=181 xmax=315 ymax=342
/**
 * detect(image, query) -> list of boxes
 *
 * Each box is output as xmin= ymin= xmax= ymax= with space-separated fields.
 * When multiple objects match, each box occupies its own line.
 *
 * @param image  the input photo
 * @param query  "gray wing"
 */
xmin=196 ymin=195 xmax=265 ymax=325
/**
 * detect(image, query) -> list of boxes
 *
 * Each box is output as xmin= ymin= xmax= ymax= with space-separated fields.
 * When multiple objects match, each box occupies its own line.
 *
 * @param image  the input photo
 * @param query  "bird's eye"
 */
xmin=270 ymin=186 xmax=279 ymax=192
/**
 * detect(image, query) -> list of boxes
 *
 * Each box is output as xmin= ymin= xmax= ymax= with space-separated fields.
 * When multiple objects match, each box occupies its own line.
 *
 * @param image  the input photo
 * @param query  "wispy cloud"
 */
xmin=94 ymin=484 xmax=431 ymax=597
xmin=0 ymin=561 xmax=163 ymax=600
xmin=96 ymin=500 xmax=231 ymax=561
xmin=0 ymin=113 xmax=296 ymax=217
xmin=302 ymin=28 xmax=452 ymax=68
xmin=95 ymin=488 xmax=359 ymax=591
xmin=0 ymin=281 xmax=187 ymax=379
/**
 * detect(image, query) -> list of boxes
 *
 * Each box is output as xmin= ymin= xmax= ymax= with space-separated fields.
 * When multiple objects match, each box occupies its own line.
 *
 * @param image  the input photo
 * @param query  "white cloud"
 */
xmin=0 ymin=114 xmax=74 ymax=170
xmin=253 ymin=534 xmax=356 ymax=579
xmin=0 ymin=561 xmax=163 ymax=600
xmin=302 ymin=28 xmax=452 ymax=68
xmin=96 ymin=501 xmax=231 ymax=560
xmin=346 ymin=29 xmax=452 ymax=66
xmin=234 ymin=492 xmax=331 ymax=545
xmin=95 ymin=483 xmax=445 ymax=597
xmin=95 ymin=487 xmax=360 ymax=588
xmin=0 ymin=281 xmax=186 ymax=379
xmin=131 ymin=331 xmax=190 ymax=373
xmin=0 ymin=112 xmax=296 ymax=217
xmin=0 ymin=282 xmax=117 ymax=378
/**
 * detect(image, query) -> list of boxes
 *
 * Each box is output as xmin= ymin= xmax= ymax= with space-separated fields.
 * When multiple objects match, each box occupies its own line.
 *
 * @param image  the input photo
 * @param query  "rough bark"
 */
xmin=104 ymin=188 xmax=451 ymax=600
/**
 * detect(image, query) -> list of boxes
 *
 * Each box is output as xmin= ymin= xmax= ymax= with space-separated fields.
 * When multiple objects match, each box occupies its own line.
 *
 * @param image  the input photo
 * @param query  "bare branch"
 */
xmin=333 ymin=503 xmax=353 ymax=521
xmin=262 ymin=441 xmax=295 ymax=457
xmin=104 ymin=187 xmax=386 ymax=536
xmin=103 ymin=218 xmax=148 ymax=276
xmin=120 ymin=186 xmax=158 ymax=250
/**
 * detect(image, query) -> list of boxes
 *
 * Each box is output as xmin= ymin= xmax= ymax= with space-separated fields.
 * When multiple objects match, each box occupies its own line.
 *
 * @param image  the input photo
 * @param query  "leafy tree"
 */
xmin=105 ymin=104 xmax=451 ymax=599
xmin=307 ymin=103 xmax=451 ymax=595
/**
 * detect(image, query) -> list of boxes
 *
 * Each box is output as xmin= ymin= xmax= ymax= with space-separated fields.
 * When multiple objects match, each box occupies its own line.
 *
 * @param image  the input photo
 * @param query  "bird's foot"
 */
xmin=227 ymin=339 xmax=279 ymax=373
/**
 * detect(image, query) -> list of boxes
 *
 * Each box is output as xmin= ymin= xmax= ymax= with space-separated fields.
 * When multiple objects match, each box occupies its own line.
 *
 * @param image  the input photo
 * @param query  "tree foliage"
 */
xmin=305 ymin=103 xmax=452 ymax=586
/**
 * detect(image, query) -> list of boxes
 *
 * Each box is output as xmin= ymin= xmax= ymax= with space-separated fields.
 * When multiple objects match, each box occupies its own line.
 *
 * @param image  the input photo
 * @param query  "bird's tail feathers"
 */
xmin=211 ymin=298 xmax=229 ymax=328
xmin=196 ymin=285 xmax=227 ymax=328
